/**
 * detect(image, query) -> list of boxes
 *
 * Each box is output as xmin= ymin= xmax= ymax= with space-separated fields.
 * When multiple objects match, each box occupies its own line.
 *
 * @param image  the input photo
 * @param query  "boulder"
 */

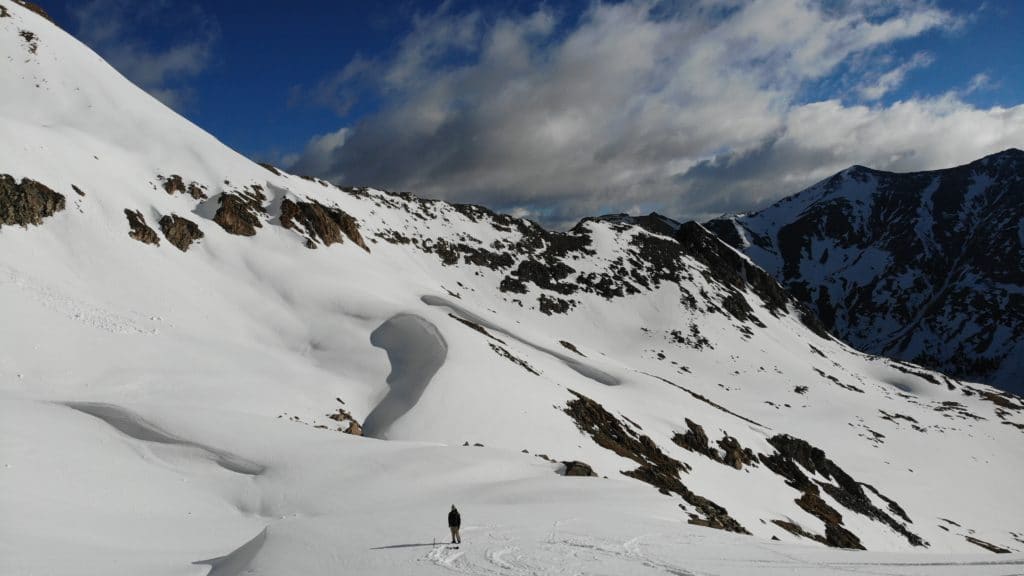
xmin=159 ymin=214 xmax=203 ymax=252
xmin=561 ymin=460 xmax=597 ymax=477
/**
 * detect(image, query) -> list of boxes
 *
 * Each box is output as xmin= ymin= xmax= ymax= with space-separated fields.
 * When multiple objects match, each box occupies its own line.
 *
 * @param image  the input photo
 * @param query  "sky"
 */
xmin=44 ymin=0 xmax=1024 ymax=228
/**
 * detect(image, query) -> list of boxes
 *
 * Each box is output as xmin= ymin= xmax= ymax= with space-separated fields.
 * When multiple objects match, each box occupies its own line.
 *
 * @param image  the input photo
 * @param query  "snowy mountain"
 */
xmin=705 ymin=151 xmax=1024 ymax=394
xmin=2 ymin=3 xmax=1023 ymax=574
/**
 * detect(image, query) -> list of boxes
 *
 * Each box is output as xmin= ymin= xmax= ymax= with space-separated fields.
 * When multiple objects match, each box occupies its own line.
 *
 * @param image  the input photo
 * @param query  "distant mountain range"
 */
xmin=705 ymin=150 xmax=1024 ymax=394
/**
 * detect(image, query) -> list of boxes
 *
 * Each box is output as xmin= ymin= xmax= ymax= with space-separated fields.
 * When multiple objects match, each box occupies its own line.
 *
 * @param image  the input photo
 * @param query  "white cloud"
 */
xmin=858 ymin=51 xmax=934 ymax=100
xmin=290 ymin=0 xmax=1019 ymax=227
xmin=70 ymin=0 xmax=217 ymax=111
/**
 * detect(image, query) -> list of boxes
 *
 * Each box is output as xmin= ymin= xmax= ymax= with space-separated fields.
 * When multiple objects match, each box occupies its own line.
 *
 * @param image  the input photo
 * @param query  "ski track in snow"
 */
xmin=63 ymin=402 xmax=266 ymax=476
xmin=363 ymin=313 xmax=448 ymax=438
xmin=421 ymin=294 xmax=620 ymax=386
xmin=418 ymin=525 xmax=1024 ymax=576
xmin=0 ymin=265 xmax=161 ymax=335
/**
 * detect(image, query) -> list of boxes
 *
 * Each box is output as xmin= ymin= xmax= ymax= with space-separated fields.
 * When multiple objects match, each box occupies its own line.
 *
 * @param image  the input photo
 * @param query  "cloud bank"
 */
xmin=289 ymin=0 xmax=1024 ymax=227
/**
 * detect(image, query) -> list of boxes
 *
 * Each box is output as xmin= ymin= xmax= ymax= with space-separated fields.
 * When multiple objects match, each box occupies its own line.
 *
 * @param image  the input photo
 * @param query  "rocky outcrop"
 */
xmin=561 ymin=460 xmax=597 ymax=476
xmin=161 ymin=175 xmax=207 ymax=200
xmin=565 ymin=390 xmax=748 ymax=534
xmin=673 ymin=418 xmax=757 ymax=470
xmin=280 ymin=198 xmax=368 ymax=251
xmin=760 ymin=434 xmax=924 ymax=548
xmin=0 ymin=175 xmax=65 ymax=227
xmin=159 ymin=214 xmax=203 ymax=252
xmin=213 ymin=186 xmax=266 ymax=236
xmin=124 ymin=209 xmax=159 ymax=246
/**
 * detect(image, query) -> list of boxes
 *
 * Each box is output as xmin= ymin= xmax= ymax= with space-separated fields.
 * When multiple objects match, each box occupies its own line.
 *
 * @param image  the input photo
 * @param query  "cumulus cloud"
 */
xmin=858 ymin=51 xmax=934 ymax=100
xmin=70 ymin=0 xmax=218 ymax=110
xmin=289 ymin=0 xmax=1021 ymax=227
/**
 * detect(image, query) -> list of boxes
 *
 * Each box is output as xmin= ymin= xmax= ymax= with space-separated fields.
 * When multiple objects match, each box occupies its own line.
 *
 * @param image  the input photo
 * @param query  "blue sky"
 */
xmin=45 ymin=1 xmax=1024 ymax=225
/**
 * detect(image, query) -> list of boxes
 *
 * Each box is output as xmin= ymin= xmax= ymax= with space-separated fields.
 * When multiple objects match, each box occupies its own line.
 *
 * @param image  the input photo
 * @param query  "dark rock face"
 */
xmin=707 ymin=149 xmax=1024 ymax=393
xmin=672 ymin=418 xmax=756 ymax=470
xmin=280 ymin=198 xmax=368 ymax=251
xmin=561 ymin=460 xmax=597 ymax=476
xmin=213 ymin=186 xmax=266 ymax=236
xmin=0 ymin=175 xmax=65 ymax=227
xmin=161 ymin=175 xmax=207 ymax=200
xmin=159 ymin=214 xmax=203 ymax=252
xmin=564 ymin=390 xmax=749 ymax=534
xmin=760 ymin=434 xmax=924 ymax=548
xmin=124 ymin=209 xmax=159 ymax=246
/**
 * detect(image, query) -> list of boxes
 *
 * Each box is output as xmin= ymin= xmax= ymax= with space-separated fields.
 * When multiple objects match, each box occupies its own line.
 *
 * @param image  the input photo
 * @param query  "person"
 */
xmin=448 ymin=505 xmax=461 ymax=544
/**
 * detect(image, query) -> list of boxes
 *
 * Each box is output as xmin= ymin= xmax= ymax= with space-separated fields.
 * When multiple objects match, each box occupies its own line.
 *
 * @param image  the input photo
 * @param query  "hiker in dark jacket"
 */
xmin=448 ymin=505 xmax=461 ymax=544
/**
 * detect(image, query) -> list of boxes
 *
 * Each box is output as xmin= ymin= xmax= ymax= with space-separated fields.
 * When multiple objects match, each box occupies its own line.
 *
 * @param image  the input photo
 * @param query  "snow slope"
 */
xmin=2 ymin=3 xmax=1023 ymax=574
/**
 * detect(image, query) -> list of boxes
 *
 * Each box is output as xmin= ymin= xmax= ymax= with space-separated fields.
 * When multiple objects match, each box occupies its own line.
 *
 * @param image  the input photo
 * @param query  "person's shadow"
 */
xmin=370 ymin=542 xmax=441 ymax=550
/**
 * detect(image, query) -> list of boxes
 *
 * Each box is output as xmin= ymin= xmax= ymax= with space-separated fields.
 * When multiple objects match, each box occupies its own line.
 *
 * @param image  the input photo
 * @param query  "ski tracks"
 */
xmin=423 ymin=526 xmax=701 ymax=576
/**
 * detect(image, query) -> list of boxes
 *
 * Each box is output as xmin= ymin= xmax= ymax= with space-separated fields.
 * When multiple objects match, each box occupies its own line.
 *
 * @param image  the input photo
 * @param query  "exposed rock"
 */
xmin=18 ymin=29 xmax=37 ymax=54
xmin=559 ymin=340 xmax=585 ymax=356
xmin=717 ymin=436 xmax=755 ymax=469
xmin=124 ymin=209 xmax=159 ymax=246
xmin=328 ymin=405 xmax=363 ymax=436
xmin=796 ymin=492 xmax=843 ymax=527
xmin=71 ymin=185 xmax=85 ymax=197
xmin=965 ymin=536 xmax=1012 ymax=554
xmin=488 ymin=342 xmax=539 ymax=375
xmin=673 ymin=419 xmax=712 ymax=457
xmin=538 ymin=294 xmax=574 ymax=315
xmin=0 ymin=175 xmax=65 ymax=227
xmin=161 ymin=175 xmax=207 ymax=200
xmin=158 ymin=214 xmax=203 ymax=252
xmin=760 ymin=434 xmax=924 ymax=548
xmin=565 ymin=391 xmax=748 ymax=534
xmin=0 ymin=5 xmax=9 ymax=17
xmin=673 ymin=418 xmax=755 ymax=470
xmin=213 ymin=188 xmax=265 ymax=236
xmin=257 ymin=162 xmax=282 ymax=176
xmin=561 ymin=460 xmax=597 ymax=477
xmin=280 ymin=198 xmax=368 ymax=251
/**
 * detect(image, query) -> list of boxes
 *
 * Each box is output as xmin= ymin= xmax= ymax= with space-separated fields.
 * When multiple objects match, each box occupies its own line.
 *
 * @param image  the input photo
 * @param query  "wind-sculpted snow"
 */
xmin=64 ymin=402 xmax=266 ymax=475
xmin=363 ymin=314 xmax=448 ymax=438
xmin=193 ymin=528 xmax=268 ymax=576
xmin=422 ymin=294 xmax=620 ymax=385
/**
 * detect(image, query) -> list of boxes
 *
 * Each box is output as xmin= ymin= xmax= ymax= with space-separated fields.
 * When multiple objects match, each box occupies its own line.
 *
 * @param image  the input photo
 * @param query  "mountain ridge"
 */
xmin=706 ymin=148 xmax=1024 ymax=393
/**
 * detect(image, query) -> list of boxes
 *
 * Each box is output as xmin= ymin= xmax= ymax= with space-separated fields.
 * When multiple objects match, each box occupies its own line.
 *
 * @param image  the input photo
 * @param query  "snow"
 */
xmin=1 ymin=2 xmax=1023 ymax=574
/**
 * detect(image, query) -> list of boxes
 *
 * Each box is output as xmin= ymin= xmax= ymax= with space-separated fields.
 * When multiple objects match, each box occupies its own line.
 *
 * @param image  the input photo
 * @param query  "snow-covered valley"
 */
xmin=1 ymin=2 xmax=1023 ymax=574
